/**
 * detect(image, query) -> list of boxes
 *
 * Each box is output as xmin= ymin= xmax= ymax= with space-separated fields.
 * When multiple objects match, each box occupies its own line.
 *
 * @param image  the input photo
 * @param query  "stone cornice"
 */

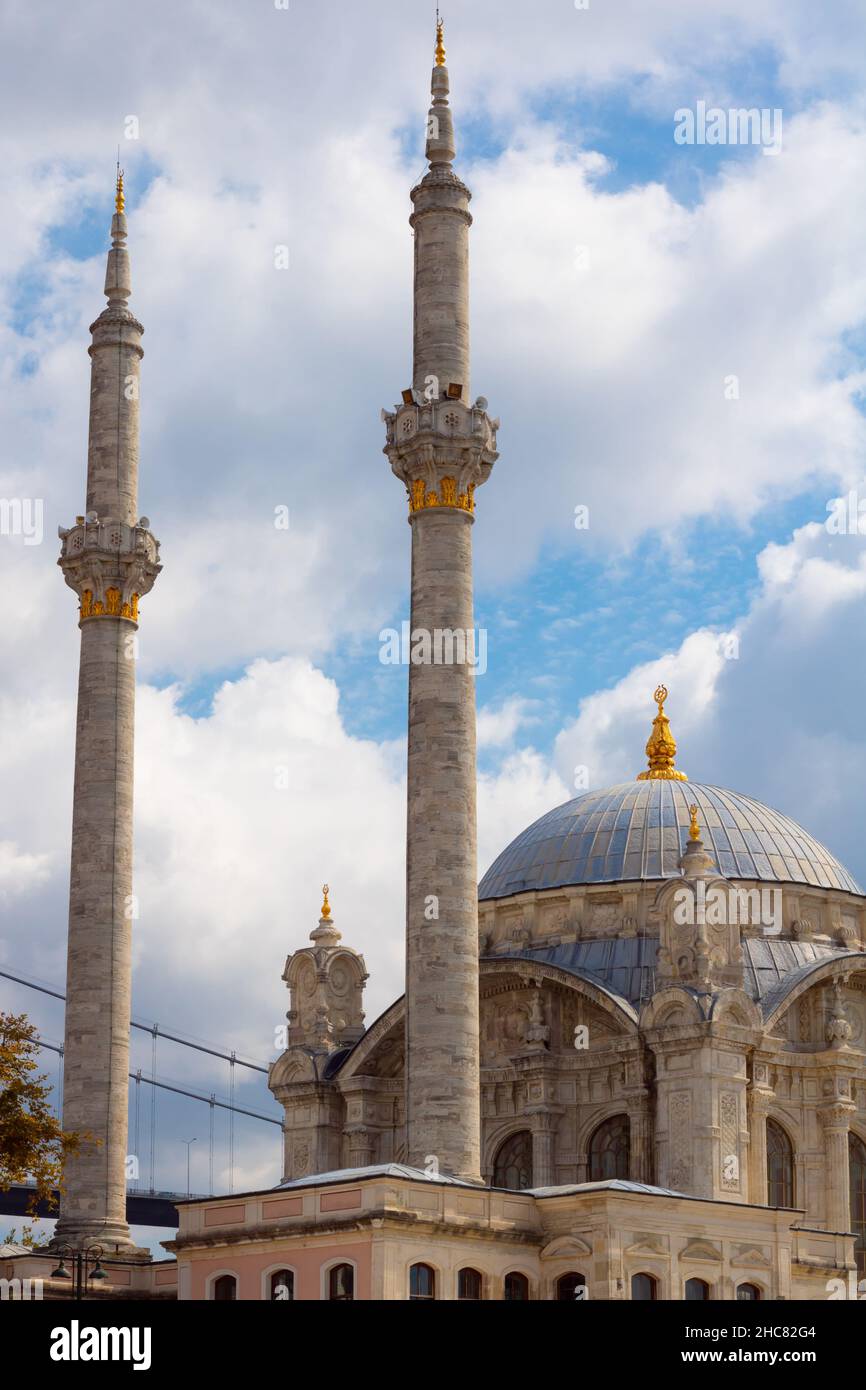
xmin=169 ymin=1207 xmax=541 ymax=1254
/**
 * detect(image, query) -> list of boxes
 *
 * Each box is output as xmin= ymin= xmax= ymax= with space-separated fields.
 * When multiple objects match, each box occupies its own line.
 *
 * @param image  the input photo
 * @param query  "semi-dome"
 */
xmin=478 ymin=779 xmax=862 ymax=899
xmin=479 ymin=689 xmax=861 ymax=901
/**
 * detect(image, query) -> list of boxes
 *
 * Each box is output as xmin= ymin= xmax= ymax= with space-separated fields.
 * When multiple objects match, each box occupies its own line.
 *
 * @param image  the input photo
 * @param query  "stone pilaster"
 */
xmin=528 ymin=1112 xmax=559 ymax=1188
xmin=53 ymin=185 xmax=160 ymax=1253
xmin=747 ymin=1063 xmax=774 ymax=1206
xmin=818 ymin=1101 xmax=855 ymax=1232
xmin=382 ymin=38 xmax=498 ymax=1183
xmin=344 ymin=1126 xmax=375 ymax=1169
xmin=625 ymin=1090 xmax=653 ymax=1184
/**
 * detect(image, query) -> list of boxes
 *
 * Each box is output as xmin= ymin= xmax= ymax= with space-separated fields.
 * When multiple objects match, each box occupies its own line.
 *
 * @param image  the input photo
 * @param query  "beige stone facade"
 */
xmin=168 ymin=1166 xmax=857 ymax=1300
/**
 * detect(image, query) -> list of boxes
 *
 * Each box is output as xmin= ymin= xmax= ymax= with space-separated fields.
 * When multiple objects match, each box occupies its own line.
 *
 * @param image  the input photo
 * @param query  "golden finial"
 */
xmin=435 ymin=17 xmax=446 ymax=66
xmin=688 ymin=804 xmax=701 ymax=841
xmin=636 ymin=684 xmax=688 ymax=782
xmin=320 ymin=884 xmax=331 ymax=920
xmin=115 ymin=165 xmax=125 ymax=215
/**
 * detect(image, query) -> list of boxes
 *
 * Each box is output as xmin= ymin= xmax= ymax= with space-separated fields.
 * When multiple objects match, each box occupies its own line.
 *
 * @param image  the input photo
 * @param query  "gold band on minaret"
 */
xmin=115 ymin=166 xmax=125 ymax=215
xmin=636 ymin=684 xmax=688 ymax=782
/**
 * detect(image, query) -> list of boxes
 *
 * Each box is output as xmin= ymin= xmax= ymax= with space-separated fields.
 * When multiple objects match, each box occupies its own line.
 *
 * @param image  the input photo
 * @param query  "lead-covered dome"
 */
xmin=478 ymin=779 xmax=862 ymax=900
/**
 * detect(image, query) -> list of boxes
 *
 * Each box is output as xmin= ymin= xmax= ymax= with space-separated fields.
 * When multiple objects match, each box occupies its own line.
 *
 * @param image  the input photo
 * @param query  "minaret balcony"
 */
xmin=383 ymin=396 xmax=499 ymax=513
xmin=58 ymin=518 xmax=161 ymax=622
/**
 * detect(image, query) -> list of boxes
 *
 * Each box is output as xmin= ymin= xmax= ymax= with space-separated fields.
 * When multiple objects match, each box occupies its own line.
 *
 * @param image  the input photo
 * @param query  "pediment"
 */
xmin=730 ymin=1245 xmax=771 ymax=1269
xmin=680 ymin=1238 xmax=722 ymax=1262
xmin=269 ymin=1049 xmax=317 ymax=1086
xmin=624 ymin=1233 xmax=669 ymax=1258
xmin=541 ymin=1233 xmax=593 ymax=1260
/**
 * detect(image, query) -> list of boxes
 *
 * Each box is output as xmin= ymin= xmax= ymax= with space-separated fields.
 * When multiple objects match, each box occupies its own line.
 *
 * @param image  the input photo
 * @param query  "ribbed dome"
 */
xmin=478 ymin=781 xmax=862 ymax=900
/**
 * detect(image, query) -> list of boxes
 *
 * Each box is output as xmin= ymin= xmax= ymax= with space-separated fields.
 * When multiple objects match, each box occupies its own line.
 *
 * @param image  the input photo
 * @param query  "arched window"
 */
xmin=588 ymin=1114 xmax=630 ymax=1182
xmin=212 ymin=1274 xmax=236 ymax=1301
xmin=270 ymin=1269 xmax=294 ymax=1300
xmin=684 ymin=1278 xmax=709 ymax=1301
xmin=409 ymin=1263 xmax=436 ymax=1300
xmin=328 ymin=1263 xmax=354 ymax=1301
xmin=736 ymin=1283 xmax=761 ymax=1301
xmin=631 ymin=1272 xmax=657 ymax=1301
xmin=556 ymin=1272 xmax=587 ymax=1301
xmin=493 ymin=1130 xmax=533 ymax=1190
xmin=504 ymin=1271 xmax=529 ymax=1301
xmin=850 ymin=1133 xmax=866 ymax=1279
xmin=767 ymin=1119 xmax=794 ymax=1207
xmin=457 ymin=1268 xmax=482 ymax=1300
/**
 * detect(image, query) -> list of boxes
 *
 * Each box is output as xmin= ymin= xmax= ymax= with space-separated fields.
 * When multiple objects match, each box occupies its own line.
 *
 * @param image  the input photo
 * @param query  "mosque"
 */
xmin=9 ymin=24 xmax=866 ymax=1300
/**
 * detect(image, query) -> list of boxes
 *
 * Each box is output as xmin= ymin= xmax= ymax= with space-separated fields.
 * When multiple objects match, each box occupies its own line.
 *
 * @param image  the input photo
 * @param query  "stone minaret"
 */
xmin=54 ymin=171 xmax=161 ymax=1252
xmin=383 ymin=23 xmax=499 ymax=1183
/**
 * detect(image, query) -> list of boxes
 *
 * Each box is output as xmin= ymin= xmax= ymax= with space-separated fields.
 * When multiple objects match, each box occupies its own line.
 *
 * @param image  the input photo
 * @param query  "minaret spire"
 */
xmin=425 ymin=20 xmax=456 ymax=170
xmin=53 ymin=178 xmax=161 ymax=1253
xmin=434 ymin=16 xmax=446 ymax=67
xmin=382 ymin=28 xmax=499 ymax=1183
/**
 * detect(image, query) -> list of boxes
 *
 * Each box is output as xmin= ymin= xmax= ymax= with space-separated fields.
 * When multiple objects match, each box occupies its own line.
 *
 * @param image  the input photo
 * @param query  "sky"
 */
xmin=2 ymin=0 xmax=866 ymax=1249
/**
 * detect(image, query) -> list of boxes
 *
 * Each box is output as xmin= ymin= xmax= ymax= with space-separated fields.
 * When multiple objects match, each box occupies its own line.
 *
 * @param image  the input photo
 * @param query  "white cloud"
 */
xmin=477 ymin=695 xmax=540 ymax=749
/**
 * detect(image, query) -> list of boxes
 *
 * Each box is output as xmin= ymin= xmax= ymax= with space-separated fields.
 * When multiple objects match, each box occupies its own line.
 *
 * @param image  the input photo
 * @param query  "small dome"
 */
xmin=478 ymin=780 xmax=862 ymax=900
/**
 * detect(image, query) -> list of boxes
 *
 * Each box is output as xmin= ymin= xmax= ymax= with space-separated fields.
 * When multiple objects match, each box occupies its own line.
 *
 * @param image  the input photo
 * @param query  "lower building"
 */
xmin=166 ymin=1165 xmax=856 ymax=1301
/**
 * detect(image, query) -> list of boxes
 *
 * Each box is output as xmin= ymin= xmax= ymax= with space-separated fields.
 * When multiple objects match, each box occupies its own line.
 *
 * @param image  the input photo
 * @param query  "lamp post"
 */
xmin=50 ymin=1243 xmax=107 ymax=1300
xmin=182 ymin=1138 xmax=197 ymax=1199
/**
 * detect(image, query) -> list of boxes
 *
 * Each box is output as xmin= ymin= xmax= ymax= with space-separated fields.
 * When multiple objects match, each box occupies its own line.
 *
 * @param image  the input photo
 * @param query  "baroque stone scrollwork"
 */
xmin=669 ymin=1091 xmax=693 ymax=1190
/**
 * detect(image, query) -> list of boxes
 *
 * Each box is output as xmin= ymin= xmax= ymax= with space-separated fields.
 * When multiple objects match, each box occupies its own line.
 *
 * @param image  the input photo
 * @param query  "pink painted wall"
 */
xmin=187 ymin=1239 xmax=372 ymax=1301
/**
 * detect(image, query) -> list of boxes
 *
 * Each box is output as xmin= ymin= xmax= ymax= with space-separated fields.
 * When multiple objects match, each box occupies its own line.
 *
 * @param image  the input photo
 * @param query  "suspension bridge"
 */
xmin=0 ymin=968 xmax=285 ymax=1229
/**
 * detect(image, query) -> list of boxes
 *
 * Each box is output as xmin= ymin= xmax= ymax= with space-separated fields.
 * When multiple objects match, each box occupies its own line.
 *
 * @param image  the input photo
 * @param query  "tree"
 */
xmin=0 ymin=1012 xmax=87 ymax=1213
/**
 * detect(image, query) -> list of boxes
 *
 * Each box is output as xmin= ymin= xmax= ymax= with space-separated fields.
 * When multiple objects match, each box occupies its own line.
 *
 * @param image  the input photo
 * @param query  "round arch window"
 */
xmin=556 ymin=1272 xmax=587 ymax=1301
xmin=504 ymin=1271 xmax=529 ymax=1301
xmin=493 ymin=1130 xmax=533 ymax=1190
xmin=409 ymin=1263 xmax=436 ymax=1300
xmin=588 ymin=1114 xmax=630 ymax=1181
xmin=457 ymin=1268 xmax=482 ymax=1300
xmin=270 ymin=1269 xmax=294 ymax=1300
xmin=328 ymin=1263 xmax=354 ymax=1301
xmin=767 ymin=1119 xmax=794 ymax=1208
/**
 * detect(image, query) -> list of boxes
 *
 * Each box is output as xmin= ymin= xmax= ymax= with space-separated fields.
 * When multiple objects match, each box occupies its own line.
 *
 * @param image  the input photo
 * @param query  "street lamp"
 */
xmin=182 ymin=1138 xmax=197 ymax=1198
xmin=50 ymin=1243 xmax=107 ymax=1300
